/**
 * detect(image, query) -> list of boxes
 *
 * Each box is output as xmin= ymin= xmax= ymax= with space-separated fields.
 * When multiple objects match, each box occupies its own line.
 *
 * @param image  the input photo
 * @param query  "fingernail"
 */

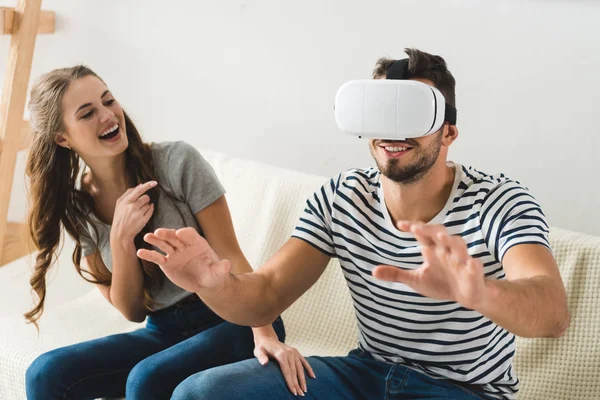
xmin=293 ymin=391 xmax=297 ymax=396
xmin=150 ymin=181 xmax=157 ymax=186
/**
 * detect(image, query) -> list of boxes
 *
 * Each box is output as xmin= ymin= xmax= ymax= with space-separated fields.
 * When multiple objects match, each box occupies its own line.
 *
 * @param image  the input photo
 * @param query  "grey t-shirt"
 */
xmin=79 ymin=141 xmax=225 ymax=310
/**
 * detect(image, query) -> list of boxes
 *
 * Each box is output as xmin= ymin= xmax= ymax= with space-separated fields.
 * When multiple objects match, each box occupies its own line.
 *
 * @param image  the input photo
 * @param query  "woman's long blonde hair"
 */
xmin=25 ymin=65 xmax=164 ymax=328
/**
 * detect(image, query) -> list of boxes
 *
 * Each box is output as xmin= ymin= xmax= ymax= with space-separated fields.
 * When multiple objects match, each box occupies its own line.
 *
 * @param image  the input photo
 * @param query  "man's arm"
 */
xmin=477 ymin=243 xmax=570 ymax=338
xmin=373 ymin=222 xmax=570 ymax=338
xmin=138 ymin=230 xmax=332 ymax=326
xmin=210 ymin=238 xmax=332 ymax=326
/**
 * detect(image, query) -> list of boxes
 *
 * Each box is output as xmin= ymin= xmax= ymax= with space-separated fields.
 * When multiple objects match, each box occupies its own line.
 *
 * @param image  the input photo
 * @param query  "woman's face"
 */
xmin=57 ymin=75 xmax=128 ymax=158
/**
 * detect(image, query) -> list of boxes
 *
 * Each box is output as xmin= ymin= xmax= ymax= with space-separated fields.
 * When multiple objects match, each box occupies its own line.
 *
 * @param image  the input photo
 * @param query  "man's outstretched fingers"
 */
xmin=434 ymin=231 xmax=453 ymax=263
xmin=373 ymin=265 xmax=416 ymax=284
xmin=410 ymin=223 xmax=438 ymax=246
xmin=466 ymin=257 xmax=483 ymax=275
xmin=446 ymin=235 xmax=469 ymax=265
xmin=396 ymin=220 xmax=413 ymax=232
xmin=137 ymin=248 xmax=167 ymax=265
xmin=434 ymin=229 xmax=452 ymax=248
xmin=175 ymin=227 xmax=203 ymax=246
xmin=143 ymin=233 xmax=174 ymax=255
xmin=154 ymin=229 xmax=184 ymax=250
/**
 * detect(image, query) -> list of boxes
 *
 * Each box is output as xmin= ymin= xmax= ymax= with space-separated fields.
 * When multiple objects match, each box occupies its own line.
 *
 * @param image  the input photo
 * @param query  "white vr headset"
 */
xmin=334 ymin=59 xmax=457 ymax=140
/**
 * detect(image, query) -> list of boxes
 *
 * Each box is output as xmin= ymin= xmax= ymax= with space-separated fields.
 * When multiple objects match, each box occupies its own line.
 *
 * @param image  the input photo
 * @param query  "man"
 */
xmin=139 ymin=48 xmax=570 ymax=400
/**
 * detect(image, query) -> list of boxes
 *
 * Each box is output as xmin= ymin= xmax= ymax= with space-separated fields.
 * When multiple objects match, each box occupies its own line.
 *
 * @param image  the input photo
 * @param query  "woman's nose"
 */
xmin=98 ymin=106 xmax=115 ymax=123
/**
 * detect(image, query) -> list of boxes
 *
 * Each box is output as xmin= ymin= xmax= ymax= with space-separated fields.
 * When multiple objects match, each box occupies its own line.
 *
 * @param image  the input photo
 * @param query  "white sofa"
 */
xmin=0 ymin=150 xmax=598 ymax=399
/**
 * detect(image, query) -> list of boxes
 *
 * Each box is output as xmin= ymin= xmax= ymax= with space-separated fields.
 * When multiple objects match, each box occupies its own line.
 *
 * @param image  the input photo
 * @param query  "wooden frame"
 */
xmin=0 ymin=7 xmax=55 ymax=34
xmin=0 ymin=0 xmax=55 ymax=267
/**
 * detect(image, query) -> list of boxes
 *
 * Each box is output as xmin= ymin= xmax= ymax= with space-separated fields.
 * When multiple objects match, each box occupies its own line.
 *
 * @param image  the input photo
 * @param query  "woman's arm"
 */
xmin=84 ymin=181 xmax=158 ymax=322
xmin=83 ymin=247 xmax=147 ymax=322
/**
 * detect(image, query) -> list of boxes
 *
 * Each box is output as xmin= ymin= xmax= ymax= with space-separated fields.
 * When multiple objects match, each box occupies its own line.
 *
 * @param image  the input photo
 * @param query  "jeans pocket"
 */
xmin=445 ymin=380 xmax=492 ymax=400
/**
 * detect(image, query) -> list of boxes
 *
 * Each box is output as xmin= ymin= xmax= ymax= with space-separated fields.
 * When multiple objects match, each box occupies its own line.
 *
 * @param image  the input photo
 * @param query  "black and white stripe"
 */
xmin=292 ymin=164 xmax=550 ymax=400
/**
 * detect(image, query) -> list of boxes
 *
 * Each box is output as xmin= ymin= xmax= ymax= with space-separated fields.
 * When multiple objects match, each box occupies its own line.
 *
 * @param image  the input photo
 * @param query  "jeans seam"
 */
xmin=384 ymin=364 xmax=397 ymax=400
xmin=61 ymin=368 xmax=131 ymax=400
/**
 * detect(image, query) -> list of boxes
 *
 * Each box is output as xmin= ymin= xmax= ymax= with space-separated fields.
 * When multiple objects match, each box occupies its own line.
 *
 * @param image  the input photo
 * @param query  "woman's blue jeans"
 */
xmin=25 ymin=296 xmax=285 ymax=400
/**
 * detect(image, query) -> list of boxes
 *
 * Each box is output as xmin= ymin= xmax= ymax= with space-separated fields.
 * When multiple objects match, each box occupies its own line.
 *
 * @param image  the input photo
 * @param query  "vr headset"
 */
xmin=334 ymin=58 xmax=457 ymax=140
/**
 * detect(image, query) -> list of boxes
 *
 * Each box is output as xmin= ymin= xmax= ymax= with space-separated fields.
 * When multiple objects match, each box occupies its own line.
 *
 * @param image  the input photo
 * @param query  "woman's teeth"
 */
xmin=100 ymin=124 xmax=119 ymax=138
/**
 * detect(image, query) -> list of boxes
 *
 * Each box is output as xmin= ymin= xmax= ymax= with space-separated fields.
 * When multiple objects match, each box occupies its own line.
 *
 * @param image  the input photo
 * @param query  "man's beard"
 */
xmin=375 ymin=132 xmax=442 ymax=184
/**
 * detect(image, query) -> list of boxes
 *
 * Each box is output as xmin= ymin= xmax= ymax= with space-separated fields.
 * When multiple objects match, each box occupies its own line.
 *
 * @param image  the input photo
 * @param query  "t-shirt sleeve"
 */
xmin=78 ymin=222 xmax=98 ymax=258
xmin=166 ymin=141 xmax=226 ymax=214
xmin=291 ymin=174 xmax=341 ymax=257
xmin=480 ymin=181 xmax=551 ymax=262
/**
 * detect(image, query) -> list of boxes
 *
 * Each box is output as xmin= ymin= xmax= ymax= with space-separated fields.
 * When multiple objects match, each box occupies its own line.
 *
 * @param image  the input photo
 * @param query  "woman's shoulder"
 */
xmin=150 ymin=141 xmax=209 ymax=190
xmin=151 ymin=140 xmax=194 ymax=156
xmin=151 ymin=140 xmax=203 ymax=166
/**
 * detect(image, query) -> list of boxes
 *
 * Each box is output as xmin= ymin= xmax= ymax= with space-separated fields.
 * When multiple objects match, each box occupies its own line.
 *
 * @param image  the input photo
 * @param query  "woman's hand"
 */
xmin=110 ymin=181 xmax=157 ymax=245
xmin=254 ymin=336 xmax=316 ymax=396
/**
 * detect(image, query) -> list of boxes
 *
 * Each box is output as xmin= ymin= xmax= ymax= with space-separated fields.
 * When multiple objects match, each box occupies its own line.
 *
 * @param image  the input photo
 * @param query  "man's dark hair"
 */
xmin=373 ymin=48 xmax=456 ymax=107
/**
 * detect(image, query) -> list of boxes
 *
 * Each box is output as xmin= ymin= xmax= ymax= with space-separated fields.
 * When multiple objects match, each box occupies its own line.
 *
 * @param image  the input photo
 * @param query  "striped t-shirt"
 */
xmin=292 ymin=163 xmax=551 ymax=400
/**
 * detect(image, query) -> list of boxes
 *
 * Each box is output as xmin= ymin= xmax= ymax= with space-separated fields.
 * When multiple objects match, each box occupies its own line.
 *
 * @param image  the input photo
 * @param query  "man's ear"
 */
xmin=54 ymin=133 xmax=70 ymax=149
xmin=441 ymin=124 xmax=458 ymax=146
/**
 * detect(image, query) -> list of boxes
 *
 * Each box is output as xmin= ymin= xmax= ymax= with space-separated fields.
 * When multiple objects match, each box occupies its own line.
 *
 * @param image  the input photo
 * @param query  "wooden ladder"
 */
xmin=0 ymin=0 xmax=55 ymax=267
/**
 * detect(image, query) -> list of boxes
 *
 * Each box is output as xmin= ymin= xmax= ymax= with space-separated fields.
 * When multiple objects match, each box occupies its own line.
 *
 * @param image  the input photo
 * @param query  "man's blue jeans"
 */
xmin=172 ymin=348 xmax=494 ymax=400
xmin=25 ymin=296 xmax=285 ymax=400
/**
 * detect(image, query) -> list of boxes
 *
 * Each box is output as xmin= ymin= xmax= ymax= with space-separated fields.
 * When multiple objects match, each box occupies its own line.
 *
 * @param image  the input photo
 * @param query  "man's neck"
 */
xmin=381 ymin=159 xmax=456 ymax=225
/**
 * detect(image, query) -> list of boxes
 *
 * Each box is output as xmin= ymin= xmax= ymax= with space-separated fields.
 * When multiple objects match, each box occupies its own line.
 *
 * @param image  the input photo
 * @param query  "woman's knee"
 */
xmin=126 ymin=359 xmax=164 ymax=399
xmin=26 ymin=349 xmax=71 ymax=395
xmin=172 ymin=361 xmax=285 ymax=400
xmin=170 ymin=369 xmax=223 ymax=400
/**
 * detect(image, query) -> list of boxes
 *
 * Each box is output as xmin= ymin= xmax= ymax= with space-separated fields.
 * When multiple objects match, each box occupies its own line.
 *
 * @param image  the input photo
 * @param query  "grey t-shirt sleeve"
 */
xmin=166 ymin=141 xmax=226 ymax=214
xmin=78 ymin=222 xmax=98 ymax=258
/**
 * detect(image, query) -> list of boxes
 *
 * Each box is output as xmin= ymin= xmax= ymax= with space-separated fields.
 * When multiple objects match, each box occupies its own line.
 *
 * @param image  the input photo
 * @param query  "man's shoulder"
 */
xmin=456 ymin=165 xmax=534 ymax=213
xmin=334 ymin=167 xmax=380 ymax=189
xmin=459 ymin=165 xmax=527 ymax=194
xmin=313 ymin=167 xmax=380 ymax=206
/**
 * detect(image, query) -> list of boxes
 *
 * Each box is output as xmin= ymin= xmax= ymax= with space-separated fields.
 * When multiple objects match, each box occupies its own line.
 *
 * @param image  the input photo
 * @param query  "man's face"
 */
xmin=369 ymin=77 xmax=444 ymax=184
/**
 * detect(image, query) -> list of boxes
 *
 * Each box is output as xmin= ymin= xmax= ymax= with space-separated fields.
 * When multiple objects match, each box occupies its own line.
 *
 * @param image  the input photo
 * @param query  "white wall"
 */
xmin=1 ymin=0 xmax=599 ymax=236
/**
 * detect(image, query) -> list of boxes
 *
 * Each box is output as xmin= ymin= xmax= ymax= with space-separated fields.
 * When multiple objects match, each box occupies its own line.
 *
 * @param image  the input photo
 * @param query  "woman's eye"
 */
xmin=106 ymin=99 xmax=116 ymax=106
xmin=81 ymin=111 xmax=93 ymax=119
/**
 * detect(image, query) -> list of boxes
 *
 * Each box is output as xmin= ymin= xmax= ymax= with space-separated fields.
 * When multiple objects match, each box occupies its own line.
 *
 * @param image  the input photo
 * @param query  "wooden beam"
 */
xmin=0 ymin=120 xmax=32 ymax=154
xmin=0 ymin=7 xmax=54 ymax=34
xmin=0 ymin=0 xmax=42 ymax=267
xmin=0 ymin=222 xmax=34 ymax=267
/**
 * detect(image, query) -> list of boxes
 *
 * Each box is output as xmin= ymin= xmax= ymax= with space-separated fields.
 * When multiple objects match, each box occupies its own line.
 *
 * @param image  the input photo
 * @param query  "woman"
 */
xmin=24 ymin=65 xmax=313 ymax=400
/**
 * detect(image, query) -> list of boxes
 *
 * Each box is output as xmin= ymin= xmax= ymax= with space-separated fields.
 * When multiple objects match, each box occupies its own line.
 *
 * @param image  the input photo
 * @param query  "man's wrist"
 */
xmin=471 ymin=279 xmax=499 ymax=314
xmin=196 ymin=271 xmax=233 ymax=300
